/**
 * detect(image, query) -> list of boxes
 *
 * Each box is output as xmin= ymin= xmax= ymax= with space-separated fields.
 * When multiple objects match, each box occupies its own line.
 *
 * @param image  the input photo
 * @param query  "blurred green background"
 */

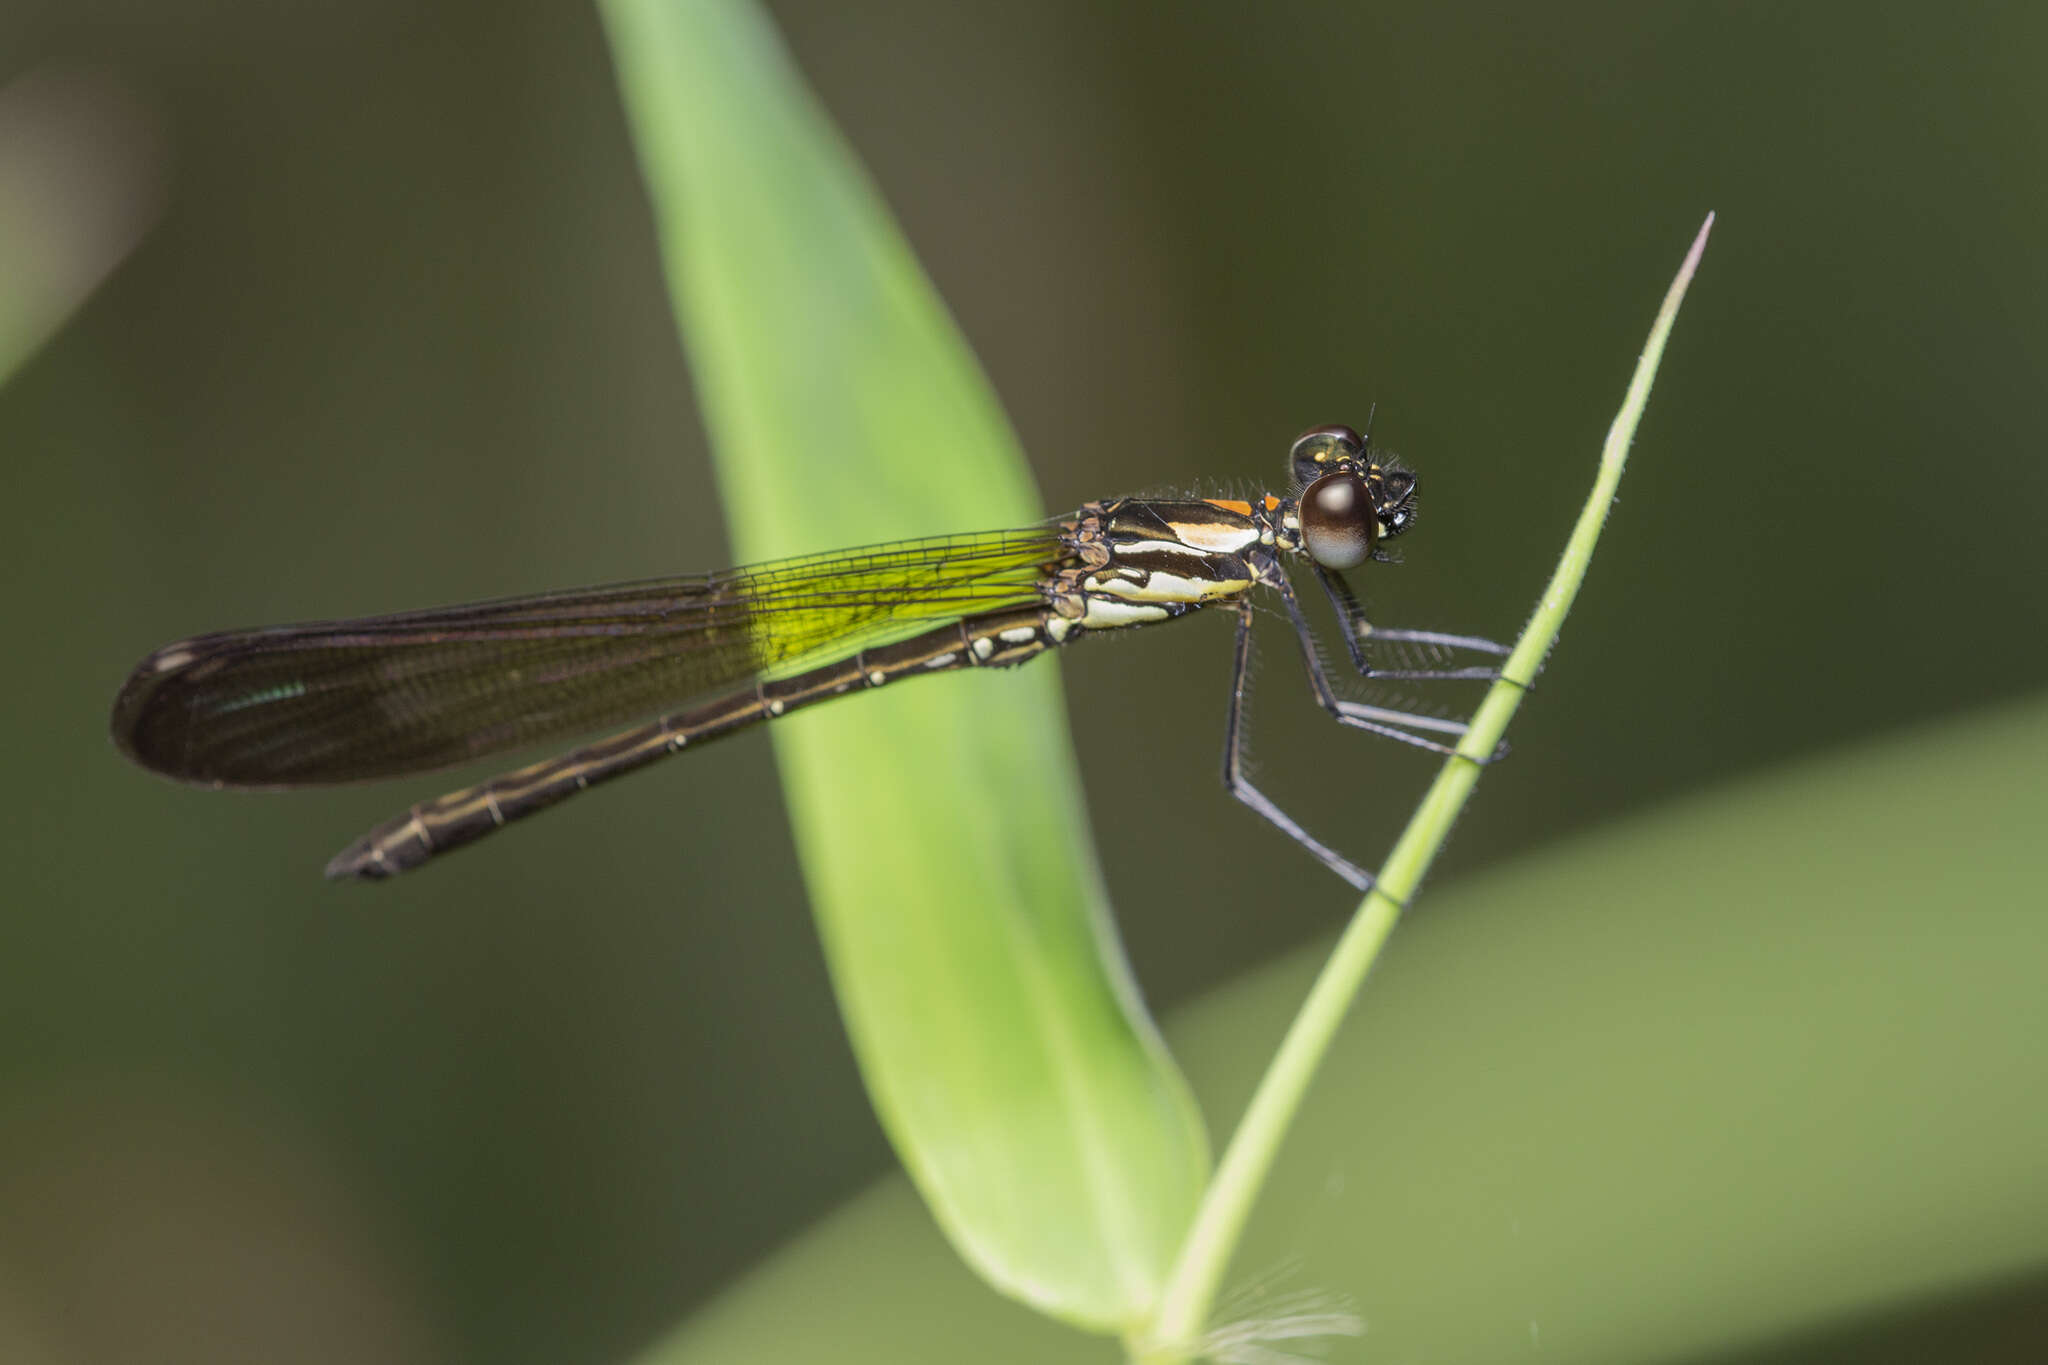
xmin=2 ymin=2 xmax=2043 ymax=1363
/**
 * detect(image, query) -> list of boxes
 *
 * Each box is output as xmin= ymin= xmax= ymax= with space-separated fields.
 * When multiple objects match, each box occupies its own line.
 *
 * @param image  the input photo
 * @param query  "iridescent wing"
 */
xmin=112 ymin=527 xmax=1065 ymax=786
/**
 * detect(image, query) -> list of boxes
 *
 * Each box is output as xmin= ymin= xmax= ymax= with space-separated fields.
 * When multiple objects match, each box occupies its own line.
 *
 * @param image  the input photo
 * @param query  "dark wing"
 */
xmin=112 ymin=528 xmax=1065 ymax=786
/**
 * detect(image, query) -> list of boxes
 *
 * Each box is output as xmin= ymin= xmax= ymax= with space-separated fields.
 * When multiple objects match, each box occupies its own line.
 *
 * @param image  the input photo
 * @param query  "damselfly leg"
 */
xmin=1312 ymin=563 xmax=1510 ymax=682
xmin=1264 ymin=563 xmax=1486 ymax=754
xmin=1219 ymin=560 xmax=1504 ymax=895
xmin=1221 ymin=598 xmax=1386 ymax=894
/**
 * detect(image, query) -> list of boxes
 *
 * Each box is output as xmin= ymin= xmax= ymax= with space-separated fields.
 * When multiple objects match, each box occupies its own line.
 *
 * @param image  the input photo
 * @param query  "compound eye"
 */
xmin=1299 ymin=470 xmax=1376 ymax=568
xmin=1290 ymin=424 xmax=1366 ymax=487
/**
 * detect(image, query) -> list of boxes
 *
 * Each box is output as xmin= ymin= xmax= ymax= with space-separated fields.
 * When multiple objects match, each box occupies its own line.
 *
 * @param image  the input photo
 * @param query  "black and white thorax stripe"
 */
xmin=1056 ymin=497 xmax=1285 ymax=633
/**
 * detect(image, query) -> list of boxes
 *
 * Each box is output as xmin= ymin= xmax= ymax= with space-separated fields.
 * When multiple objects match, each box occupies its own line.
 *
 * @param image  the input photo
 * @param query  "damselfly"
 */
xmin=111 ymin=425 xmax=1505 ymax=887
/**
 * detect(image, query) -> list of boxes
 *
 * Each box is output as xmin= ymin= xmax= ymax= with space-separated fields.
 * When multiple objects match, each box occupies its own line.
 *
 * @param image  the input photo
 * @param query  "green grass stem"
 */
xmin=1137 ymin=213 xmax=1715 ymax=1362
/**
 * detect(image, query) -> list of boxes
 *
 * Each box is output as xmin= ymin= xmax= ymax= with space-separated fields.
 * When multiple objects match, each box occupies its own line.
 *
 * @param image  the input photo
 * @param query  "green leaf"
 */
xmin=600 ymin=0 xmax=1207 ymax=1330
xmin=629 ymin=690 xmax=2048 ymax=1362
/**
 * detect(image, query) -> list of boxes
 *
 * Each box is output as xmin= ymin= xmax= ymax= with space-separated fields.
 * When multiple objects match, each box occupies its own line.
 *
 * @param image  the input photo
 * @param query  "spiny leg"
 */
xmin=1220 ymin=598 xmax=1383 ymax=894
xmin=1313 ymin=563 xmax=1508 ymax=681
xmin=1268 ymin=568 xmax=1496 ymax=758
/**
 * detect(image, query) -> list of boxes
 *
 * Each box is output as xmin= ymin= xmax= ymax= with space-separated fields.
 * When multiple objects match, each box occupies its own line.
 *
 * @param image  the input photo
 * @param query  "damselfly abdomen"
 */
xmin=111 ymin=425 xmax=1504 ymax=887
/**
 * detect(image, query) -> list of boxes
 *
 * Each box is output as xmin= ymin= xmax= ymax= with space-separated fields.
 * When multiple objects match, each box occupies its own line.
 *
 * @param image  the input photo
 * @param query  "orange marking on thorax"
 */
xmin=1205 ymin=498 xmax=1253 ymax=516
xmin=1262 ymin=494 xmax=1281 ymax=512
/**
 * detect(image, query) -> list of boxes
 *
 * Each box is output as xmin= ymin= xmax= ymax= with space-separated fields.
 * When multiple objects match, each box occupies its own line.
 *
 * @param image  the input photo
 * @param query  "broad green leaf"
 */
xmin=601 ymin=0 xmax=1207 ymax=1330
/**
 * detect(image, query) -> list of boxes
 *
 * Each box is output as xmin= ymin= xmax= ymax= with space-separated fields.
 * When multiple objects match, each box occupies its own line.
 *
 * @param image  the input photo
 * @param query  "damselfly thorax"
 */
xmin=112 ymin=425 xmax=1506 ymax=888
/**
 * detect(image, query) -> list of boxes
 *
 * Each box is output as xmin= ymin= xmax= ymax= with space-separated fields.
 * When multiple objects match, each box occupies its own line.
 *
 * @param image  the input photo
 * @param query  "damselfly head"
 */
xmin=1291 ymin=424 xmax=1418 ymax=569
